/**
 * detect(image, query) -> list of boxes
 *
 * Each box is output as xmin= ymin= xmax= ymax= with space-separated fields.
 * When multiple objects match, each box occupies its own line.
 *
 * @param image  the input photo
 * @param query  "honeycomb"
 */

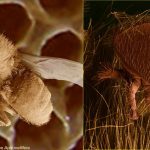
xmin=0 ymin=0 xmax=83 ymax=149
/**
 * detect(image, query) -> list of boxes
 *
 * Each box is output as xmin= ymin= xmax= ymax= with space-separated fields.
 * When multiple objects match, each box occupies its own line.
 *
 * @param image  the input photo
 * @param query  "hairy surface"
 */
xmin=0 ymin=35 xmax=53 ymax=126
xmin=0 ymin=35 xmax=19 ymax=83
xmin=97 ymin=22 xmax=150 ymax=120
xmin=114 ymin=23 xmax=150 ymax=84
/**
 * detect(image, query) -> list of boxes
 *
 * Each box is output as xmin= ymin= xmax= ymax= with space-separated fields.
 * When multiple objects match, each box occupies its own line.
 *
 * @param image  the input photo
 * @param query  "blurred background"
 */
xmin=0 ymin=0 xmax=83 ymax=149
xmin=84 ymin=1 xmax=150 ymax=149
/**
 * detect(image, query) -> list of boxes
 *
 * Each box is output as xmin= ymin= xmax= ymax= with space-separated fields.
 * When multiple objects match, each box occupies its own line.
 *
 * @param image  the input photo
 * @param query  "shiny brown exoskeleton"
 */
xmin=98 ymin=23 xmax=150 ymax=120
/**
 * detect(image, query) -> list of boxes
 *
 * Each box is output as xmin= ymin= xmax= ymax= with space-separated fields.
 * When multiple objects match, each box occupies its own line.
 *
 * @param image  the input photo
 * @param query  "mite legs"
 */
xmin=96 ymin=66 xmax=142 ymax=120
xmin=127 ymin=78 xmax=141 ymax=120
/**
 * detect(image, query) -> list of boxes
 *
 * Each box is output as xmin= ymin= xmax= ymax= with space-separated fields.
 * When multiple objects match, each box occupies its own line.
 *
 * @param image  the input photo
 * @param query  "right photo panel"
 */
xmin=84 ymin=1 xmax=150 ymax=149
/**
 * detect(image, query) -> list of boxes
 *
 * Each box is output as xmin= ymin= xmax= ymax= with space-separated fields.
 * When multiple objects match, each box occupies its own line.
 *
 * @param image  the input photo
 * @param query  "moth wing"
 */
xmin=20 ymin=53 xmax=83 ymax=87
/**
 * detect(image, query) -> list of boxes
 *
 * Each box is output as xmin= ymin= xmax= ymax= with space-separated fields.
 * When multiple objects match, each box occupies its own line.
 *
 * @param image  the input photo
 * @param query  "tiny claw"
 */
xmin=129 ymin=110 xmax=139 ymax=120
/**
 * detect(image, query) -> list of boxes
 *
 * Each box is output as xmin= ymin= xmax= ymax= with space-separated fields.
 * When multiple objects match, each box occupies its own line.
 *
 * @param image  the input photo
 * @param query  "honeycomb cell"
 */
xmin=0 ymin=137 xmax=8 ymax=147
xmin=72 ymin=137 xmax=83 ymax=150
xmin=65 ymin=85 xmax=83 ymax=116
xmin=0 ymin=4 xmax=31 ymax=43
xmin=14 ymin=114 xmax=74 ymax=150
xmin=44 ymin=79 xmax=62 ymax=88
xmin=65 ymin=85 xmax=83 ymax=125
xmin=41 ymin=31 xmax=82 ymax=61
xmin=39 ymin=0 xmax=82 ymax=19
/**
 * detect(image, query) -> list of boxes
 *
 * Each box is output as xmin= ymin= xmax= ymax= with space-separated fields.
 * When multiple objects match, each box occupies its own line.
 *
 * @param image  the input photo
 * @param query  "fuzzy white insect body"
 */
xmin=0 ymin=34 xmax=83 ymax=126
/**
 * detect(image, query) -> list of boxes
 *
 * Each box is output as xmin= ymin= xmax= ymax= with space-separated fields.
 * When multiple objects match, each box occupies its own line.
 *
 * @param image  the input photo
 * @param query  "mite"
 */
xmin=97 ymin=22 xmax=150 ymax=120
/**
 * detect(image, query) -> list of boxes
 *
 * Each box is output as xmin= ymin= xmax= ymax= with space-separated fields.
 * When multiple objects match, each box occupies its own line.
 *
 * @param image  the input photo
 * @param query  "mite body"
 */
xmin=0 ymin=34 xmax=53 ymax=126
xmin=98 ymin=23 xmax=150 ymax=120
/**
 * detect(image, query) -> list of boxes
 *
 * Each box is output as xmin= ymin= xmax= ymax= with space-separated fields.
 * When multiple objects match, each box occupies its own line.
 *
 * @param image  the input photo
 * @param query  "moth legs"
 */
xmin=128 ymin=78 xmax=141 ymax=120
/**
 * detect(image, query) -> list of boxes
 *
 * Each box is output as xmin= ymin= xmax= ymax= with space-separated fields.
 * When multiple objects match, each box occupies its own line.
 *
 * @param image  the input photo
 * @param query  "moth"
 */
xmin=0 ymin=34 xmax=83 ymax=126
xmin=97 ymin=22 xmax=150 ymax=120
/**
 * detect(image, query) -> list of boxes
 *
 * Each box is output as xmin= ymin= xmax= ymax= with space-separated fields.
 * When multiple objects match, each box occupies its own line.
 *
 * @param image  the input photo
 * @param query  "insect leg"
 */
xmin=0 ymin=101 xmax=11 ymax=126
xmin=128 ymin=78 xmax=141 ymax=120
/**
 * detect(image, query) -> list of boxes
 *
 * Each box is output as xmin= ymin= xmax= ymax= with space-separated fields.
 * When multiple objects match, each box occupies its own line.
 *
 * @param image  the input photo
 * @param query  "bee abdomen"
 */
xmin=9 ymin=68 xmax=53 ymax=126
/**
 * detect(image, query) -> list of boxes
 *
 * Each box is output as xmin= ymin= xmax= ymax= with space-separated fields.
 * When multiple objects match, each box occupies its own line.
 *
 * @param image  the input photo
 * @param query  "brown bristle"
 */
xmin=97 ymin=68 xmax=121 ymax=81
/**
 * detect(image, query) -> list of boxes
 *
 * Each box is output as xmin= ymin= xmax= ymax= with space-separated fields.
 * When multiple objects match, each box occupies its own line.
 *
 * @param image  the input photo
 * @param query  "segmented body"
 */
xmin=114 ymin=23 xmax=150 ymax=84
xmin=113 ymin=23 xmax=150 ymax=119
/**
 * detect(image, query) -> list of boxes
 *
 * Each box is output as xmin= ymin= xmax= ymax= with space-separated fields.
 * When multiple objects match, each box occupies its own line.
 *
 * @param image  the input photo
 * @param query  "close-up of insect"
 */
xmin=0 ymin=0 xmax=83 ymax=149
xmin=0 ymin=34 xmax=83 ymax=126
xmin=84 ymin=1 xmax=150 ymax=149
xmin=97 ymin=16 xmax=150 ymax=120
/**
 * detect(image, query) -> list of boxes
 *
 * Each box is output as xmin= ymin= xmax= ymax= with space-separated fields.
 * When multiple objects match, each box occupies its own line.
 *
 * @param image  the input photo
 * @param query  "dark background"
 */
xmin=84 ymin=1 xmax=150 ymax=29
xmin=84 ymin=1 xmax=150 ymax=149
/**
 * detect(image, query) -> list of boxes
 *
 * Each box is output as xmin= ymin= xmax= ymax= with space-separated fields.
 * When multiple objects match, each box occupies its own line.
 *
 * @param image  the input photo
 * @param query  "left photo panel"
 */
xmin=0 ymin=1 xmax=83 ymax=150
